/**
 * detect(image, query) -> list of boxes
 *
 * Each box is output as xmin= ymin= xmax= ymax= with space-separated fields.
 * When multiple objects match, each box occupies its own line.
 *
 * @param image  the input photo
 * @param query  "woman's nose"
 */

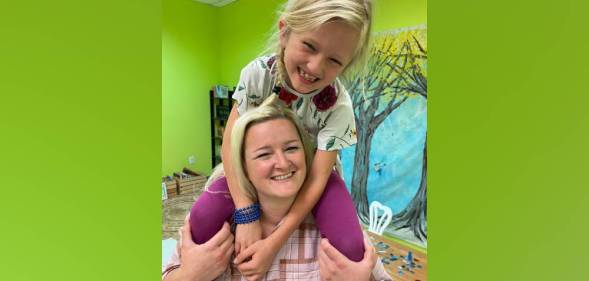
xmin=274 ymin=152 xmax=290 ymax=169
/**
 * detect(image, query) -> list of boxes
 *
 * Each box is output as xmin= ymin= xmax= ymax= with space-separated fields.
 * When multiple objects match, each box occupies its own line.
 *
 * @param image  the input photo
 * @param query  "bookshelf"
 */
xmin=209 ymin=86 xmax=235 ymax=168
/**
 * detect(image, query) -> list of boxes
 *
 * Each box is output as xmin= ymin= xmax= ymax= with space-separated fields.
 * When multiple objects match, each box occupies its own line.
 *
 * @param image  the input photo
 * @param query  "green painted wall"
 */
xmin=162 ymin=0 xmax=426 ymax=176
xmin=373 ymin=0 xmax=427 ymax=32
xmin=217 ymin=0 xmax=428 ymax=87
xmin=217 ymin=0 xmax=285 ymax=86
xmin=162 ymin=0 xmax=218 ymax=176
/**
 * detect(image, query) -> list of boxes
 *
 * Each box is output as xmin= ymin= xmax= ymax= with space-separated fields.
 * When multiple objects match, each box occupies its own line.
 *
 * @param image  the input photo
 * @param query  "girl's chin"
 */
xmin=287 ymin=73 xmax=316 ymax=93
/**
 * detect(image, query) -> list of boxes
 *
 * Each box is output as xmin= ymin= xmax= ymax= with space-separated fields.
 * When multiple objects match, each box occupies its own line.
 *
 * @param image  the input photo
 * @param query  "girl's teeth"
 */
xmin=299 ymin=69 xmax=317 ymax=82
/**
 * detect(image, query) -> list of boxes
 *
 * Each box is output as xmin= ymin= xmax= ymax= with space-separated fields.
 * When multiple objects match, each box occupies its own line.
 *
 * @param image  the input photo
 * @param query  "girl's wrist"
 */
xmin=234 ymin=198 xmax=254 ymax=209
xmin=267 ymin=228 xmax=288 ymax=250
xmin=234 ymin=203 xmax=261 ymax=224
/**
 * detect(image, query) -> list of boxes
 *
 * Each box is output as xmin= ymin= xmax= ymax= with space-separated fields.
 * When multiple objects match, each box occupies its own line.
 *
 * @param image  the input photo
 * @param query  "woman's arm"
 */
xmin=221 ymin=104 xmax=262 ymax=252
xmin=163 ymin=219 xmax=234 ymax=281
xmin=318 ymin=236 xmax=389 ymax=281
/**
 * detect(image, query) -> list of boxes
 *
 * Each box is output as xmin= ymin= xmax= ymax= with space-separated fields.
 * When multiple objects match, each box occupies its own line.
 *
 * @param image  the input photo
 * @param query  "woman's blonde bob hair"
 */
xmin=267 ymin=0 xmax=373 ymax=85
xmin=205 ymin=95 xmax=314 ymax=202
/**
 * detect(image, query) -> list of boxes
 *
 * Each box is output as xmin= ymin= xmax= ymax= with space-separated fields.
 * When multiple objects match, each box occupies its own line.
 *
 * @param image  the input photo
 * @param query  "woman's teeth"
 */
xmin=272 ymin=172 xmax=294 ymax=180
xmin=299 ymin=68 xmax=318 ymax=82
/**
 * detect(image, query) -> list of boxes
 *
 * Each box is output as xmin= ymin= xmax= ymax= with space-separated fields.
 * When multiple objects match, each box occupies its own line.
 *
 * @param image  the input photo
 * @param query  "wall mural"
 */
xmin=341 ymin=25 xmax=427 ymax=253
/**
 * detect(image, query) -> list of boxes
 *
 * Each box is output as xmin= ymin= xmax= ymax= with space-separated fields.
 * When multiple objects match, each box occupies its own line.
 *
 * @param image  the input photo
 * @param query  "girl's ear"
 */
xmin=279 ymin=20 xmax=288 ymax=48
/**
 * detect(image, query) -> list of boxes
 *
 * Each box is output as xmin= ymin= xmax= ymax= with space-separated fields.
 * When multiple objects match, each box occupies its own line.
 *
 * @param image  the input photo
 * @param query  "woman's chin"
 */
xmin=263 ymin=181 xmax=301 ymax=199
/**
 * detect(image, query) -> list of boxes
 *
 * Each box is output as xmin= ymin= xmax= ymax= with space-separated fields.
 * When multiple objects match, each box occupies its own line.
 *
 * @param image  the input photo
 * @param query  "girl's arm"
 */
xmin=269 ymin=149 xmax=338 ymax=242
xmin=234 ymin=150 xmax=338 ymax=279
xmin=221 ymin=104 xmax=262 ymax=251
xmin=221 ymin=104 xmax=248 ymax=207
xmin=246 ymin=150 xmax=337 ymax=254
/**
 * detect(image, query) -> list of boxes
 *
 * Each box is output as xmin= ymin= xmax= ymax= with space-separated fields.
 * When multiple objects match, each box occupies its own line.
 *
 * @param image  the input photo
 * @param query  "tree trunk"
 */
xmin=392 ymin=141 xmax=427 ymax=241
xmin=351 ymin=118 xmax=374 ymax=224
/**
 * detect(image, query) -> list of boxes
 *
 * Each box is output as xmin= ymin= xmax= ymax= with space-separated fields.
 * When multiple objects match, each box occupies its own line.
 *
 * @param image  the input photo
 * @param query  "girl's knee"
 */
xmin=329 ymin=235 xmax=365 ymax=262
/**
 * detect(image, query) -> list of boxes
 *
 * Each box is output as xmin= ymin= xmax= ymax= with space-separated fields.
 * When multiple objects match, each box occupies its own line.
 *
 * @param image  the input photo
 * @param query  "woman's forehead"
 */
xmin=245 ymin=119 xmax=300 ymax=149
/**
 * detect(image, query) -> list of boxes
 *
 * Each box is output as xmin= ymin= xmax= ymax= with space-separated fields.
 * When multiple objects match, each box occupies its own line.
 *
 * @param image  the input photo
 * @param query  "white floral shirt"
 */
xmin=233 ymin=56 xmax=357 ymax=151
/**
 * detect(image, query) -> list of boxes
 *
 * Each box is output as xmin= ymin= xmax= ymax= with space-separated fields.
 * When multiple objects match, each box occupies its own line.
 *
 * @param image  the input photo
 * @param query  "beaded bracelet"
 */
xmin=234 ymin=203 xmax=261 ymax=224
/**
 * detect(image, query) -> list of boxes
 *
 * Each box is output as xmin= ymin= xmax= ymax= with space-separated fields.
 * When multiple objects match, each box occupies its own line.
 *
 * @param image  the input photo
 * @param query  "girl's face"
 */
xmin=280 ymin=20 xmax=360 ymax=94
xmin=244 ymin=118 xmax=307 ymax=201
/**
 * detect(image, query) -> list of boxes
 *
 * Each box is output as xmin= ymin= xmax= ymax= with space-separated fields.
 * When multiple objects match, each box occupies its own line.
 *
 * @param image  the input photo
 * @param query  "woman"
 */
xmin=163 ymin=100 xmax=392 ymax=281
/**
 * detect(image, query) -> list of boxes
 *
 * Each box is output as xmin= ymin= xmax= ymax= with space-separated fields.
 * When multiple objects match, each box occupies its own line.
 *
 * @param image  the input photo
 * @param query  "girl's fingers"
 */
xmin=236 ymin=258 xmax=255 ymax=273
xmin=234 ymin=245 xmax=255 ymax=264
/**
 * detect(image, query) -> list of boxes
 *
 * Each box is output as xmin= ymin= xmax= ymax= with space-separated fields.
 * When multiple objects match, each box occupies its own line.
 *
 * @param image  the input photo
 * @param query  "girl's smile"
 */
xmin=280 ymin=20 xmax=360 ymax=94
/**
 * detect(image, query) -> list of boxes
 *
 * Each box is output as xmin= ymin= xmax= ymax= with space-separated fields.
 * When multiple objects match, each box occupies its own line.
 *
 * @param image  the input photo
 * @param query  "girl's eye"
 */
xmin=303 ymin=42 xmax=315 ymax=51
xmin=330 ymin=58 xmax=343 ymax=66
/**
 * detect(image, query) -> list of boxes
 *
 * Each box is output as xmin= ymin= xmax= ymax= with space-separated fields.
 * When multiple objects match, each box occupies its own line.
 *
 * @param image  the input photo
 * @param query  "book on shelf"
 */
xmin=213 ymin=85 xmax=229 ymax=99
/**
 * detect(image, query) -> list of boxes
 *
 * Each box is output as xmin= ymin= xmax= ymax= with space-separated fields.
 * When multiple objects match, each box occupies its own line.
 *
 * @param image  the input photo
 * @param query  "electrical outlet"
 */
xmin=188 ymin=155 xmax=196 ymax=165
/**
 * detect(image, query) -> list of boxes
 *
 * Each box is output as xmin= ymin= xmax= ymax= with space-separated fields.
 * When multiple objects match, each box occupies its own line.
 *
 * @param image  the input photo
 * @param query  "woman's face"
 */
xmin=243 ymin=118 xmax=307 ymax=201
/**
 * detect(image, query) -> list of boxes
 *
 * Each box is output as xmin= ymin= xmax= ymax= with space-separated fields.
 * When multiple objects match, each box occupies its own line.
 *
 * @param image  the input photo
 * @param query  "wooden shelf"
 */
xmin=209 ymin=87 xmax=234 ymax=168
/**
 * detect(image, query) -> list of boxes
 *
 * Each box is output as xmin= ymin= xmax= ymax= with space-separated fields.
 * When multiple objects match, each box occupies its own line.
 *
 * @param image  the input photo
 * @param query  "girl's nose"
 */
xmin=307 ymin=55 xmax=324 ymax=76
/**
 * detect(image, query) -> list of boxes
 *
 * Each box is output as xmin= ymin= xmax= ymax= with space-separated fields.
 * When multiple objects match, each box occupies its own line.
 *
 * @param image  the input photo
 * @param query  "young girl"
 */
xmin=190 ymin=0 xmax=373 ymax=277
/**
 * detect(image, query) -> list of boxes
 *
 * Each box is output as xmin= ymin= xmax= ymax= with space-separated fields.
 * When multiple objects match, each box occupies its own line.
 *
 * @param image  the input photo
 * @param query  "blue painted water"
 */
xmin=341 ymin=96 xmax=427 ymax=214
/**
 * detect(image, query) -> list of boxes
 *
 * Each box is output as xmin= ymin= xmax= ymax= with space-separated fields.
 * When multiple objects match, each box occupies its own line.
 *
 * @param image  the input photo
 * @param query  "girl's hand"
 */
xmin=235 ymin=220 xmax=262 ymax=254
xmin=318 ymin=237 xmax=377 ymax=281
xmin=234 ymin=238 xmax=279 ymax=281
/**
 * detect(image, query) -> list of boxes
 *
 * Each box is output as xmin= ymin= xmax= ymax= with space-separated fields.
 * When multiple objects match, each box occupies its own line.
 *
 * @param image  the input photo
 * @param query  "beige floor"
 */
xmin=162 ymin=176 xmax=206 ymax=240
xmin=367 ymin=232 xmax=428 ymax=281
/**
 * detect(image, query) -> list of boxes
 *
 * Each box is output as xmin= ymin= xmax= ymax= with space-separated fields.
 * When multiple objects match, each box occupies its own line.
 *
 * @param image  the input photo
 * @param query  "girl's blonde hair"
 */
xmin=206 ymin=95 xmax=314 ymax=202
xmin=266 ymin=0 xmax=373 ymax=85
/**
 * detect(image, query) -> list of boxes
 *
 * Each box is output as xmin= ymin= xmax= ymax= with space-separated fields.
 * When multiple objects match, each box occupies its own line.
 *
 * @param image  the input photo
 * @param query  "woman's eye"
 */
xmin=286 ymin=146 xmax=299 ymax=152
xmin=256 ymin=153 xmax=270 ymax=159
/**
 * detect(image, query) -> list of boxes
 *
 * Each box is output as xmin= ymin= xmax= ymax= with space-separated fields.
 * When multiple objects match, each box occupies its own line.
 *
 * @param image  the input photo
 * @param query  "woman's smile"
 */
xmin=271 ymin=171 xmax=295 ymax=181
xmin=244 ymin=118 xmax=307 ymax=201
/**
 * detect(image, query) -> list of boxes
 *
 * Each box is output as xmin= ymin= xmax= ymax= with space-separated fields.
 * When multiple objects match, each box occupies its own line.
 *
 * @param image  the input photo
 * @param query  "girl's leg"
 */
xmin=189 ymin=177 xmax=235 ymax=244
xmin=312 ymin=171 xmax=365 ymax=262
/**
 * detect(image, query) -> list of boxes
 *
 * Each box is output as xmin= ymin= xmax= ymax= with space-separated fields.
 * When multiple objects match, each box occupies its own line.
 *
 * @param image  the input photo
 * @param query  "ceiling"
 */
xmin=193 ymin=0 xmax=238 ymax=7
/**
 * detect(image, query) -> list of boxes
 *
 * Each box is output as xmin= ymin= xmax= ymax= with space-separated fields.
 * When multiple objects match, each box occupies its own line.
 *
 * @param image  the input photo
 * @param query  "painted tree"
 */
xmin=341 ymin=28 xmax=427 ymax=230
xmin=391 ymin=31 xmax=427 ymax=241
xmin=393 ymin=137 xmax=427 ymax=241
